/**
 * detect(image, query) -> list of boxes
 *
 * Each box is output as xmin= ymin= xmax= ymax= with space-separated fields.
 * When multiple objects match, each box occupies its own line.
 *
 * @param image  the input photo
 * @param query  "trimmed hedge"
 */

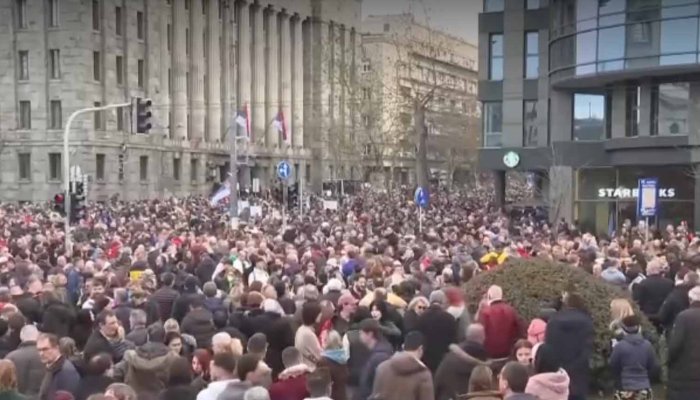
xmin=463 ymin=259 xmax=660 ymax=390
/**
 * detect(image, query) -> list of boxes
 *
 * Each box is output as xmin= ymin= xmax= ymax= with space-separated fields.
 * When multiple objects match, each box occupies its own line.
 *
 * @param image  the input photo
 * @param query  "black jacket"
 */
xmin=434 ymin=341 xmax=489 ymax=400
xmin=14 ymin=295 xmax=42 ymax=324
xmin=151 ymin=286 xmax=180 ymax=322
xmin=659 ymin=284 xmax=693 ymax=335
xmin=113 ymin=303 xmax=133 ymax=333
xmin=545 ymin=307 xmax=594 ymax=398
xmin=414 ymin=305 xmax=457 ymax=373
xmin=40 ymin=301 xmax=76 ymax=339
xmin=634 ymin=275 xmax=674 ymax=319
xmin=75 ymin=375 xmax=115 ymax=400
xmin=181 ymin=308 xmax=216 ymax=349
xmin=668 ymin=303 xmax=700 ymax=399
xmin=83 ymin=330 xmax=114 ymax=363
xmin=172 ymin=293 xmax=204 ymax=323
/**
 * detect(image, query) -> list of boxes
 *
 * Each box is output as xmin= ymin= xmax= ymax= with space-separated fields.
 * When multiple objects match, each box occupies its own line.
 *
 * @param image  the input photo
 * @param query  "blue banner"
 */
xmin=637 ymin=178 xmax=658 ymax=218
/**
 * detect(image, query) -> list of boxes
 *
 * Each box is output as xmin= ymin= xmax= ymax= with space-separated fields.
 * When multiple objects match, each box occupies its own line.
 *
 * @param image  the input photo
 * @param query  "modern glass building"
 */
xmin=478 ymin=0 xmax=700 ymax=234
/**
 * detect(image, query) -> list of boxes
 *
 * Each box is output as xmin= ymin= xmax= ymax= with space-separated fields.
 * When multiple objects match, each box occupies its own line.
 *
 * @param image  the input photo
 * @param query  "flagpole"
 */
xmin=229 ymin=120 xmax=239 ymax=228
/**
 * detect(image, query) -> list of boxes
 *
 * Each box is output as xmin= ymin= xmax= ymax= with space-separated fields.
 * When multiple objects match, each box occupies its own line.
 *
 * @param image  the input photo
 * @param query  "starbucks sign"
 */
xmin=503 ymin=151 xmax=520 ymax=168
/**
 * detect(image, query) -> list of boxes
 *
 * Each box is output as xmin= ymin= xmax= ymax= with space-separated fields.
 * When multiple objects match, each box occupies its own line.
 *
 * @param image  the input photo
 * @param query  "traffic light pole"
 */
xmin=228 ymin=125 xmax=239 ymax=228
xmin=63 ymin=102 xmax=131 ymax=254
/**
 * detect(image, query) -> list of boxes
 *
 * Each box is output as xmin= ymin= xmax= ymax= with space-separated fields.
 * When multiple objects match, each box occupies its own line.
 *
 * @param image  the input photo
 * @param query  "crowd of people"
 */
xmin=0 ymin=186 xmax=697 ymax=400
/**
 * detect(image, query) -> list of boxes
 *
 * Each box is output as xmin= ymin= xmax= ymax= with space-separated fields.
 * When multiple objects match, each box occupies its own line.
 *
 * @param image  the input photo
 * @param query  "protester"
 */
xmin=37 ymin=333 xmax=80 ymax=400
xmin=316 ymin=331 xmax=348 ymax=400
xmin=434 ymin=324 xmax=489 ymax=400
xmin=478 ymin=285 xmax=523 ymax=359
xmin=462 ymin=365 xmax=501 ymax=400
xmin=667 ymin=286 xmax=700 ymax=400
xmin=196 ymin=353 xmax=238 ymax=400
xmin=295 ymin=302 xmax=323 ymax=369
xmin=75 ymin=354 xmax=115 ymax=400
xmin=498 ymin=362 xmax=537 ymax=400
xmin=0 ymin=360 xmax=24 ymax=400
xmin=608 ymin=315 xmax=659 ymax=400
xmin=219 ymin=354 xmax=271 ymax=400
xmin=371 ymin=331 xmax=434 ymax=400
xmin=354 ymin=319 xmax=392 ymax=400
xmin=157 ymin=357 xmax=199 ymax=400
xmin=191 ymin=349 xmax=212 ymax=392
xmin=525 ymin=343 xmax=569 ymax=400
xmin=268 ymin=347 xmax=311 ymax=400
xmin=6 ymin=325 xmax=44 ymax=397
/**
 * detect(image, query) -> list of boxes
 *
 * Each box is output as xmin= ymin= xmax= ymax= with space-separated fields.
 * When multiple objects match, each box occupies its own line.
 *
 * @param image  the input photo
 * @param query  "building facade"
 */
xmin=479 ymin=0 xmax=700 ymax=233
xmin=361 ymin=14 xmax=479 ymax=186
xmin=0 ymin=0 xmax=362 ymax=202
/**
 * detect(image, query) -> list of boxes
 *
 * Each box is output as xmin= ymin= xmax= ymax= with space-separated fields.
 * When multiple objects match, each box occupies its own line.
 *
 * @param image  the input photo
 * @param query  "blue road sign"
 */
xmin=277 ymin=161 xmax=291 ymax=180
xmin=414 ymin=186 xmax=429 ymax=208
xmin=637 ymin=177 xmax=658 ymax=218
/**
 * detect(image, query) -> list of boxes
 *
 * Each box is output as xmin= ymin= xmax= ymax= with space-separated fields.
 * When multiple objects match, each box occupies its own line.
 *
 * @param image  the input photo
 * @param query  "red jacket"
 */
xmin=268 ymin=365 xmax=310 ymax=400
xmin=478 ymin=301 xmax=524 ymax=358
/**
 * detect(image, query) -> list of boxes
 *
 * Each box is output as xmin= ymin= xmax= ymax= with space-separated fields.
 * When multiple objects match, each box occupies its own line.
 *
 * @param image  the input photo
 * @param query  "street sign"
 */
xmin=277 ymin=161 xmax=291 ymax=180
xmin=637 ymin=178 xmax=658 ymax=218
xmin=414 ymin=186 xmax=429 ymax=208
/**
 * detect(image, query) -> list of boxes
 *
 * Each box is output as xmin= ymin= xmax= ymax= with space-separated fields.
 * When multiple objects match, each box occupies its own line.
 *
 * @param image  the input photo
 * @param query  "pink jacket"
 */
xmin=527 ymin=318 xmax=547 ymax=345
xmin=525 ymin=370 xmax=570 ymax=400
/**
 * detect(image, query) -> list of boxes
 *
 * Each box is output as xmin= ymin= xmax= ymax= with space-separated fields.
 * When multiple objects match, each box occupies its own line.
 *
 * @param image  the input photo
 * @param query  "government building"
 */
xmin=0 ymin=0 xmax=362 ymax=201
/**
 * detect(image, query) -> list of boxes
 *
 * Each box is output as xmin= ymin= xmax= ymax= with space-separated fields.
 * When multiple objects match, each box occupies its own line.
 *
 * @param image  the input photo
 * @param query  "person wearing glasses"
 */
xmin=36 ymin=333 xmax=80 ymax=400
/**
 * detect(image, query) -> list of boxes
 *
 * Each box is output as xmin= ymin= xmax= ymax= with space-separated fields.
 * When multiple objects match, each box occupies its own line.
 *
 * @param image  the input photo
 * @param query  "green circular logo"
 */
xmin=503 ymin=151 xmax=520 ymax=168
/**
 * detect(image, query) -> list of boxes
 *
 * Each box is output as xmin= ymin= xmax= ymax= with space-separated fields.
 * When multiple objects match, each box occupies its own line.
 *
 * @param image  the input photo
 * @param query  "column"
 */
xmin=237 ymin=0 xmax=251 ymax=136
xmin=172 ymin=0 xmax=188 ymax=140
xmin=266 ymin=7 xmax=279 ymax=148
xmin=206 ymin=0 xmax=221 ymax=142
xmin=221 ymin=0 xmax=233 ymax=140
xmin=494 ymin=170 xmax=506 ymax=208
xmin=279 ymin=12 xmax=292 ymax=147
xmin=292 ymin=15 xmax=304 ymax=148
xmin=190 ymin=0 xmax=205 ymax=142
xmin=251 ymin=3 xmax=265 ymax=145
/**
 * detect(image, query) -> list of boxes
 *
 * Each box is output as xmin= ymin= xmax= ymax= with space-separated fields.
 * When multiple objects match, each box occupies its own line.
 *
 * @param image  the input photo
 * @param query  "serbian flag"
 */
xmin=273 ymin=110 xmax=288 ymax=142
xmin=235 ymin=104 xmax=250 ymax=137
xmin=210 ymin=182 xmax=230 ymax=206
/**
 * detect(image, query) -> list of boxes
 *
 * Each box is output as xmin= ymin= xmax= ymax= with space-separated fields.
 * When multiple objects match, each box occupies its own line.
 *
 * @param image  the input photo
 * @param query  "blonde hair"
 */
xmin=0 ymin=360 xmax=18 ymax=391
xmin=324 ymin=330 xmax=342 ymax=350
xmin=164 ymin=319 xmax=180 ymax=333
xmin=468 ymin=365 xmax=494 ymax=392
xmin=610 ymin=298 xmax=634 ymax=322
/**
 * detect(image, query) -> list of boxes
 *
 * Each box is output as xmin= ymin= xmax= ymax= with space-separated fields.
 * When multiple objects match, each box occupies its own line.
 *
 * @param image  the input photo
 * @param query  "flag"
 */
xmin=210 ymin=183 xmax=230 ymax=206
xmin=234 ymin=104 xmax=250 ymax=137
xmin=273 ymin=110 xmax=288 ymax=141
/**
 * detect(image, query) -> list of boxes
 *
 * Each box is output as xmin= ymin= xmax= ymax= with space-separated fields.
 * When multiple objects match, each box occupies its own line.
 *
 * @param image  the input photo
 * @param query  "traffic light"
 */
xmin=132 ymin=97 xmax=153 ymax=134
xmin=70 ymin=181 xmax=86 ymax=223
xmin=53 ymin=193 xmax=65 ymax=215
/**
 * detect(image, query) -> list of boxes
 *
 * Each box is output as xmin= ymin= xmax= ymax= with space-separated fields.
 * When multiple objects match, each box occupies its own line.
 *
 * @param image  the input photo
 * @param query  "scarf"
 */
xmin=322 ymin=348 xmax=348 ymax=364
xmin=38 ymin=356 xmax=65 ymax=400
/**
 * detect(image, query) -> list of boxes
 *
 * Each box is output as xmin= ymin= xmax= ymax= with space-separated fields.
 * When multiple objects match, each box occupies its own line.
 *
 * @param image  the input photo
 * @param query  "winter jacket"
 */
xmin=83 ymin=330 xmax=115 ymax=363
xmin=113 ymin=303 xmax=133 ymax=333
xmin=434 ymin=341 xmax=489 ymax=400
xmin=545 ymin=307 xmax=594 ymax=398
xmin=38 ymin=357 xmax=80 ymax=400
xmin=215 ymin=380 xmax=252 ymax=400
xmin=268 ymin=364 xmax=311 ymax=400
xmin=478 ymin=301 xmax=523 ymax=359
xmin=75 ymin=375 xmax=115 ymax=400
xmin=317 ymin=353 xmax=349 ymax=400
xmin=634 ymin=275 xmax=674 ymax=320
xmin=608 ymin=334 xmax=660 ymax=391
xmin=40 ymin=301 xmax=76 ymax=338
xmin=6 ymin=341 xmax=45 ymax=397
xmin=414 ymin=305 xmax=457 ymax=373
xmin=345 ymin=328 xmax=370 ymax=387
xmin=113 ymin=342 xmax=180 ymax=400
xmin=524 ymin=370 xmax=570 ymax=400
xmin=172 ymin=293 xmax=205 ymax=323
xmin=353 ymin=339 xmax=393 ymax=400
xmin=372 ymin=352 xmax=434 ymax=400
xmin=658 ymin=284 xmax=692 ymax=337
xmin=668 ymin=303 xmax=700 ymax=400
xmin=295 ymin=325 xmax=322 ymax=369
xmin=458 ymin=391 xmax=502 ymax=400
xmin=126 ymin=326 xmax=149 ymax=347
xmin=151 ymin=286 xmax=180 ymax=321
xmin=181 ymin=308 xmax=217 ymax=349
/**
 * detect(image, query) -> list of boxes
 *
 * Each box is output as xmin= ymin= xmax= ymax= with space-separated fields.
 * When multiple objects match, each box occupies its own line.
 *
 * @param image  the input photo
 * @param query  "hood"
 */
xmin=527 ymin=370 xmax=570 ymax=397
xmin=621 ymin=333 xmax=646 ymax=346
xmin=278 ymin=364 xmax=312 ymax=380
xmin=124 ymin=342 xmax=177 ymax=371
xmin=388 ymin=352 xmax=427 ymax=376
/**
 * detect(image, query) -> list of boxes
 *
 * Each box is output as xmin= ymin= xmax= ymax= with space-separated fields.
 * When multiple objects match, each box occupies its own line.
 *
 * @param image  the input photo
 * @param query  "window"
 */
xmin=383 ymin=23 xmax=390 ymax=32
xmin=49 ymin=49 xmax=60 ymax=79
xmin=525 ymin=31 xmax=539 ymax=79
xmin=573 ymin=94 xmax=606 ymax=141
xmin=362 ymin=88 xmax=370 ymax=100
xmin=362 ymin=115 xmax=370 ymax=128
xmin=116 ymin=55 xmax=123 ymax=85
xmin=118 ymin=153 xmax=124 ymax=181
xmin=489 ymin=34 xmax=503 ymax=80
xmin=484 ymin=0 xmax=504 ymax=12
xmin=625 ymin=86 xmax=641 ymax=137
xmin=18 ymin=153 xmax=30 ymax=181
xmin=19 ymin=101 xmax=31 ymax=129
xmin=16 ymin=0 xmax=27 ymax=29
xmin=652 ymin=82 xmax=689 ymax=135
xmin=137 ymin=59 xmax=144 ymax=88
xmin=191 ymin=159 xmax=198 ymax=182
xmin=48 ymin=0 xmax=59 ymax=27
xmin=18 ymin=51 xmax=29 ymax=81
xmin=136 ymin=11 xmax=144 ymax=40
xmin=139 ymin=156 xmax=148 ymax=181
xmin=483 ymin=102 xmax=502 ymax=147
xmin=116 ymin=108 xmax=124 ymax=131
xmin=167 ymin=24 xmax=172 ymax=52
xmin=660 ymin=2 xmax=699 ymax=65
xmin=94 ymin=101 xmax=102 ymax=130
xmin=523 ymin=100 xmax=538 ymax=147
xmin=95 ymin=154 xmax=105 ymax=181
xmin=173 ymin=157 xmax=180 ymax=181
xmin=362 ymin=62 xmax=370 ymax=73
xmin=186 ymin=28 xmax=190 ymax=55
xmin=93 ymin=51 xmax=101 ymax=81
xmin=115 ymin=6 xmax=122 ymax=36
xmin=49 ymin=100 xmax=62 ymax=129
xmin=48 ymin=153 xmax=61 ymax=181
xmin=92 ymin=0 xmax=100 ymax=31
xmin=526 ymin=0 xmax=540 ymax=10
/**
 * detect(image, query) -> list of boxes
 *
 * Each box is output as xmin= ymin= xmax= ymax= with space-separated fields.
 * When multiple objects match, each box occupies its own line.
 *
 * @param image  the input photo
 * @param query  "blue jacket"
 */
xmin=608 ymin=333 xmax=660 ymax=391
xmin=353 ymin=339 xmax=393 ymax=400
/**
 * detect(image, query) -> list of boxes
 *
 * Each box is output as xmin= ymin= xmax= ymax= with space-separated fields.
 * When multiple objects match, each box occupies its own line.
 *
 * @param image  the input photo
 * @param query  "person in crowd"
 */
xmin=403 ymin=296 xmax=429 ymax=334
xmin=498 ymin=362 xmax=537 ymax=400
xmin=343 ymin=307 xmax=372 ymax=398
xmin=303 ymin=368 xmax=333 ymax=400
xmin=545 ymin=292 xmax=594 ymax=400
xmin=104 ymin=383 xmax=138 ymax=400
xmin=191 ymin=349 xmax=212 ymax=392
xmin=667 ymin=286 xmax=700 ymax=400
xmin=268 ymin=347 xmax=311 ymax=400
xmin=211 ymin=332 xmax=244 ymax=357
xmin=353 ymin=319 xmax=393 ymax=400
xmin=461 ymin=365 xmax=501 ymax=400
xmin=435 ymin=324 xmax=490 ymax=400
xmin=196 ymin=352 xmax=238 ymax=400
xmin=609 ymin=299 xmax=635 ymax=341
xmin=203 ymin=282 xmax=227 ymax=317
xmin=75 ymin=354 xmax=115 ymax=400
xmin=6 ymin=325 xmax=44 ymax=398
xmin=246 ymin=334 xmax=272 ymax=387
xmin=295 ymin=301 xmax=323 ymax=369
xmin=36 ymin=333 xmax=80 ymax=400
xmin=371 ymin=331 xmax=434 ymax=400
xmin=151 ymin=272 xmax=180 ymax=322
xmin=316 ymin=331 xmax=348 ymax=400
xmin=414 ymin=290 xmax=457 ymax=373
xmin=244 ymin=387 xmax=271 ymax=400
xmin=478 ymin=285 xmax=523 ymax=359
xmin=125 ymin=309 xmax=149 ymax=347
xmin=332 ymin=294 xmax=358 ymax=338
xmin=0 ymin=360 xmax=26 ymax=400
xmin=445 ymin=287 xmax=471 ymax=343
xmin=248 ymin=299 xmax=295 ymax=379
xmin=181 ymin=297 xmax=217 ymax=350
xmin=165 ymin=332 xmax=185 ymax=356
xmin=633 ymin=258 xmax=673 ymax=331
xmin=608 ymin=315 xmax=659 ymax=400
xmin=525 ymin=343 xmax=570 ymax=400
xmin=512 ymin=339 xmax=533 ymax=369
xmin=40 ymin=290 xmax=76 ymax=339
xmin=112 ymin=289 xmax=133 ymax=333
xmin=83 ymin=310 xmax=123 ymax=363
xmin=172 ymin=276 xmax=204 ymax=324
xmin=218 ymin=353 xmax=271 ymax=400
xmin=366 ymin=299 xmax=402 ymax=348
xmin=158 ymin=357 xmax=198 ymax=400
xmin=658 ymin=271 xmax=699 ymax=340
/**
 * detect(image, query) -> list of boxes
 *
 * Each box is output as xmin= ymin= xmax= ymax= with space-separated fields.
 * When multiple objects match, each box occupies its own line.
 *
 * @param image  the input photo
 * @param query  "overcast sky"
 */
xmin=361 ymin=0 xmax=481 ymax=44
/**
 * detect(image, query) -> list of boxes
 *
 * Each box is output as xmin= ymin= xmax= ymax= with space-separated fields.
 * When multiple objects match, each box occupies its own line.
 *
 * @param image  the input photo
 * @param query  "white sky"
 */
xmin=361 ymin=0 xmax=481 ymax=44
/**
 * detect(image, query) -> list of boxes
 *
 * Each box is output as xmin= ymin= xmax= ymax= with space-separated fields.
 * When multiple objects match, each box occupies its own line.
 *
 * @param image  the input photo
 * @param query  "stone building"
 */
xmin=0 ymin=0 xmax=362 ymax=201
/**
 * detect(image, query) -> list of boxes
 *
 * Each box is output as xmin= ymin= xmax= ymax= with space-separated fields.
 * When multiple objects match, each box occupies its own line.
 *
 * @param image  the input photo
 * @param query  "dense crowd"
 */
xmin=0 ymin=187 xmax=697 ymax=400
